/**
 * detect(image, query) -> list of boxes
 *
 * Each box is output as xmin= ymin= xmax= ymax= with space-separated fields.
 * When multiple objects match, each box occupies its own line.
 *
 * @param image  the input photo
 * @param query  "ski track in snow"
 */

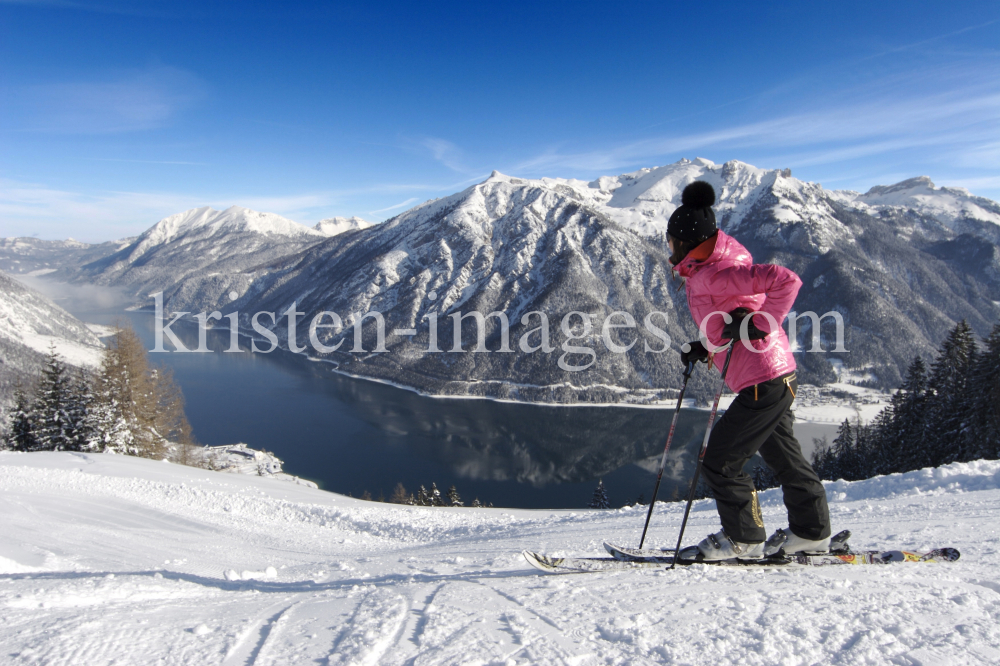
xmin=1 ymin=452 xmax=999 ymax=665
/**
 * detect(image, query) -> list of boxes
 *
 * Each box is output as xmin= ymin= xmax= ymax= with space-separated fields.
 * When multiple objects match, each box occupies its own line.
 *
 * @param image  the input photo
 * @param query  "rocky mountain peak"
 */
xmin=314 ymin=217 xmax=373 ymax=237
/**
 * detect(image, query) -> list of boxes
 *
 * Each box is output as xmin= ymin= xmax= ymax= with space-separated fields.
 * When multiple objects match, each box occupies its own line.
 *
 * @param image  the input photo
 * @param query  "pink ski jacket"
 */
xmin=674 ymin=230 xmax=801 ymax=393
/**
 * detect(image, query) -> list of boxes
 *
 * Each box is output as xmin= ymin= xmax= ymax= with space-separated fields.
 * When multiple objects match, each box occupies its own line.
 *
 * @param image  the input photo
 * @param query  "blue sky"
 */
xmin=2 ymin=0 xmax=999 ymax=242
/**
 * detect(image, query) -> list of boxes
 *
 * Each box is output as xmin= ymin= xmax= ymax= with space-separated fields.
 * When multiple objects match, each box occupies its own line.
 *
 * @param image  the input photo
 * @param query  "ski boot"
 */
xmin=679 ymin=529 xmax=765 ymax=562
xmin=765 ymin=528 xmax=831 ymax=557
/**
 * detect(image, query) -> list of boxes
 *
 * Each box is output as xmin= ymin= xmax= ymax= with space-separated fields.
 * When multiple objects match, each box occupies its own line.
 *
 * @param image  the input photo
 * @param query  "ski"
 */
xmin=778 ymin=547 xmax=960 ymax=565
xmin=522 ymin=551 xmax=672 ymax=573
xmin=605 ymin=530 xmax=854 ymax=561
xmin=523 ymin=544 xmax=959 ymax=573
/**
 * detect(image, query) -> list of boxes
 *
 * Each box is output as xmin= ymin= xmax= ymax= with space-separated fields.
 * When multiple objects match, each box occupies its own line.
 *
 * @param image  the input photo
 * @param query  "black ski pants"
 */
xmin=701 ymin=373 xmax=831 ymax=544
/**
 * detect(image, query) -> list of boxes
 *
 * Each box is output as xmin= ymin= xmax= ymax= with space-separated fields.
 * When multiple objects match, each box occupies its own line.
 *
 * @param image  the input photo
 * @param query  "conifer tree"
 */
xmin=810 ymin=436 xmax=835 ymax=480
xmin=892 ymin=356 xmax=930 ymax=473
xmin=829 ymin=419 xmax=854 ymax=480
xmin=8 ymin=383 xmax=38 ymax=452
xmin=416 ymin=485 xmax=429 ymax=506
xmin=446 ymin=485 xmax=463 ymax=507
xmin=34 ymin=348 xmax=75 ymax=451
xmin=588 ymin=479 xmax=610 ymax=509
xmin=430 ymin=482 xmax=445 ymax=506
xmin=865 ymin=404 xmax=896 ymax=476
xmin=967 ymin=324 xmax=1000 ymax=461
xmin=925 ymin=320 xmax=977 ymax=467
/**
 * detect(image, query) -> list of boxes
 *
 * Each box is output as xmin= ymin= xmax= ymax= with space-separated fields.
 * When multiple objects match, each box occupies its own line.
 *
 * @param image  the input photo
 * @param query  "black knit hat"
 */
xmin=667 ymin=181 xmax=717 ymax=243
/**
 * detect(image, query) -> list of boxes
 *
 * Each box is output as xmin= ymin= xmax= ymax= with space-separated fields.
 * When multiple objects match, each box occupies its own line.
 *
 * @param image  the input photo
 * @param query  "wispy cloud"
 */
xmin=369 ymin=197 xmax=420 ymax=215
xmin=853 ymin=19 xmax=999 ymax=63
xmin=511 ymin=77 xmax=1000 ymax=176
xmin=0 ymin=179 xmax=343 ymax=241
xmin=9 ymin=65 xmax=206 ymax=134
xmin=0 ymin=176 xmax=492 ymax=241
xmin=418 ymin=137 xmax=476 ymax=174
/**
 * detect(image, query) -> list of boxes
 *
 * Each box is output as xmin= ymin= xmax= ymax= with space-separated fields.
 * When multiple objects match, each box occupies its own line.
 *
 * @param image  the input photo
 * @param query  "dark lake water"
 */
xmin=48 ymin=288 xmax=834 ymax=510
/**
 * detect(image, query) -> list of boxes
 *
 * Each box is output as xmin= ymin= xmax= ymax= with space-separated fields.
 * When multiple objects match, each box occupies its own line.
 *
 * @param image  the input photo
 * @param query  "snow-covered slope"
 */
xmin=0 ymin=271 xmax=104 ymax=413
xmin=2 ymin=451 xmax=998 ymax=665
xmin=842 ymin=176 xmax=1000 ymax=229
xmin=544 ymin=161 xmax=999 ymax=242
xmin=541 ymin=159 xmax=851 ymax=253
xmin=314 ymin=216 xmax=373 ymax=237
xmin=69 ymin=206 xmax=327 ymax=311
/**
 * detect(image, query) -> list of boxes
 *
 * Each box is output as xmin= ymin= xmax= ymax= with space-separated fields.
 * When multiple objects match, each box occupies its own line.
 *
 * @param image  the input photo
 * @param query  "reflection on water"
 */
xmin=70 ymin=308 xmax=716 ymax=509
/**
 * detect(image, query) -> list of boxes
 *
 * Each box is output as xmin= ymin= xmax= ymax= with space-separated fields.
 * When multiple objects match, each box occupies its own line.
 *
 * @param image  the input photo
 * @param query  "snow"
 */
xmin=203 ymin=442 xmax=319 ymax=487
xmin=139 ymin=206 xmax=322 ymax=249
xmin=841 ymin=176 xmax=1000 ymax=228
xmin=314 ymin=216 xmax=374 ymax=237
xmin=12 ymin=332 xmax=103 ymax=369
xmin=2 ymin=451 xmax=998 ymax=665
xmin=0 ymin=272 xmax=105 ymax=370
xmin=85 ymin=322 xmax=118 ymax=338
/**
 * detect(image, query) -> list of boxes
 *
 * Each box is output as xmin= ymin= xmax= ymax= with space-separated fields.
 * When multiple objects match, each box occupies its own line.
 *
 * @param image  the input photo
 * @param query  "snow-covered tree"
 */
xmin=34 ymin=348 xmax=76 ymax=451
xmin=8 ymin=383 xmax=37 ymax=452
xmin=430 ymin=482 xmax=445 ymax=506
xmin=447 ymin=485 xmax=463 ymax=507
xmin=416 ymin=485 xmax=429 ymax=506
xmin=588 ymin=479 xmax=610 ymax=509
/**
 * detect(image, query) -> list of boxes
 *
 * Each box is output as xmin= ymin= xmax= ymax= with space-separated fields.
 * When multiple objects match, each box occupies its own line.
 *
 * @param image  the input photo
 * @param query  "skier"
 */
xmin=667 ymin=181 xmax=831 ymax=560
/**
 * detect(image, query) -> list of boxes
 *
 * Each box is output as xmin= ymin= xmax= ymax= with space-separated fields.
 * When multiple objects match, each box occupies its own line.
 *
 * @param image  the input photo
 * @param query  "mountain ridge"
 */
xmin=6 ymin=159 xmax=999 ymax=403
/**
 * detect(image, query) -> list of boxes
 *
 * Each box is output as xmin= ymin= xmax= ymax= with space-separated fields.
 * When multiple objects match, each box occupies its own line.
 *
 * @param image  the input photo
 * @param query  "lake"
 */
xmin=53 ymin=288 xmax=835 ymax=510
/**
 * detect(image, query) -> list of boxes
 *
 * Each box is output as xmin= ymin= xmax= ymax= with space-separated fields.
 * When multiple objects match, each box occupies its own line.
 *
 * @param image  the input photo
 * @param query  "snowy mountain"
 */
xmin=65 ymin=206 xmax=328 ymax=311
xmin=537 ymin=160 xmax=1000 ymax=387
xmin=228 ymin=171 xmax=697 ymax=403
xmin=0 ymin=271 xmax=104 ymax=413
xmin=0 ymin=236 xmax=131 ymax=275
xmin=2 ymin=450 xmax=998 ymax=664
xmin=314 ymin=216 xmax=373 ymax=237
xmin=844 ymin=176 xmax=1000 ymax=232
xmin=11 ymin=160 xmax=1000 ymax=401
xmin=219 ymin=161 xmax=999 ymax=400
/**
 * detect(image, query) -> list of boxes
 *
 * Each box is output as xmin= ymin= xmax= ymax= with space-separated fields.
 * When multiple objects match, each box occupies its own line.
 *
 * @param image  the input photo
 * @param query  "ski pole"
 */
xmin=669 ymin=343 xmax=734 ymax=569
xmin=638 ymin=360 xmax=695 ymax=549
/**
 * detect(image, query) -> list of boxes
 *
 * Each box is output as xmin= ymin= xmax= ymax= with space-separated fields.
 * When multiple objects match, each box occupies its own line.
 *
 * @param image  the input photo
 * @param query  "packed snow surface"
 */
xmin=2 ymin=453 xmax=998 ymax=665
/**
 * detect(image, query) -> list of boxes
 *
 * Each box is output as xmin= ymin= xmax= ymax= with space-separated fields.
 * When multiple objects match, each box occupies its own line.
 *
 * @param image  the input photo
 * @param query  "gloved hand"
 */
xmin=721 ymin=308 xmax=769 ymax=341
xmin=680 ymin=340 xmax=710 ymax=366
